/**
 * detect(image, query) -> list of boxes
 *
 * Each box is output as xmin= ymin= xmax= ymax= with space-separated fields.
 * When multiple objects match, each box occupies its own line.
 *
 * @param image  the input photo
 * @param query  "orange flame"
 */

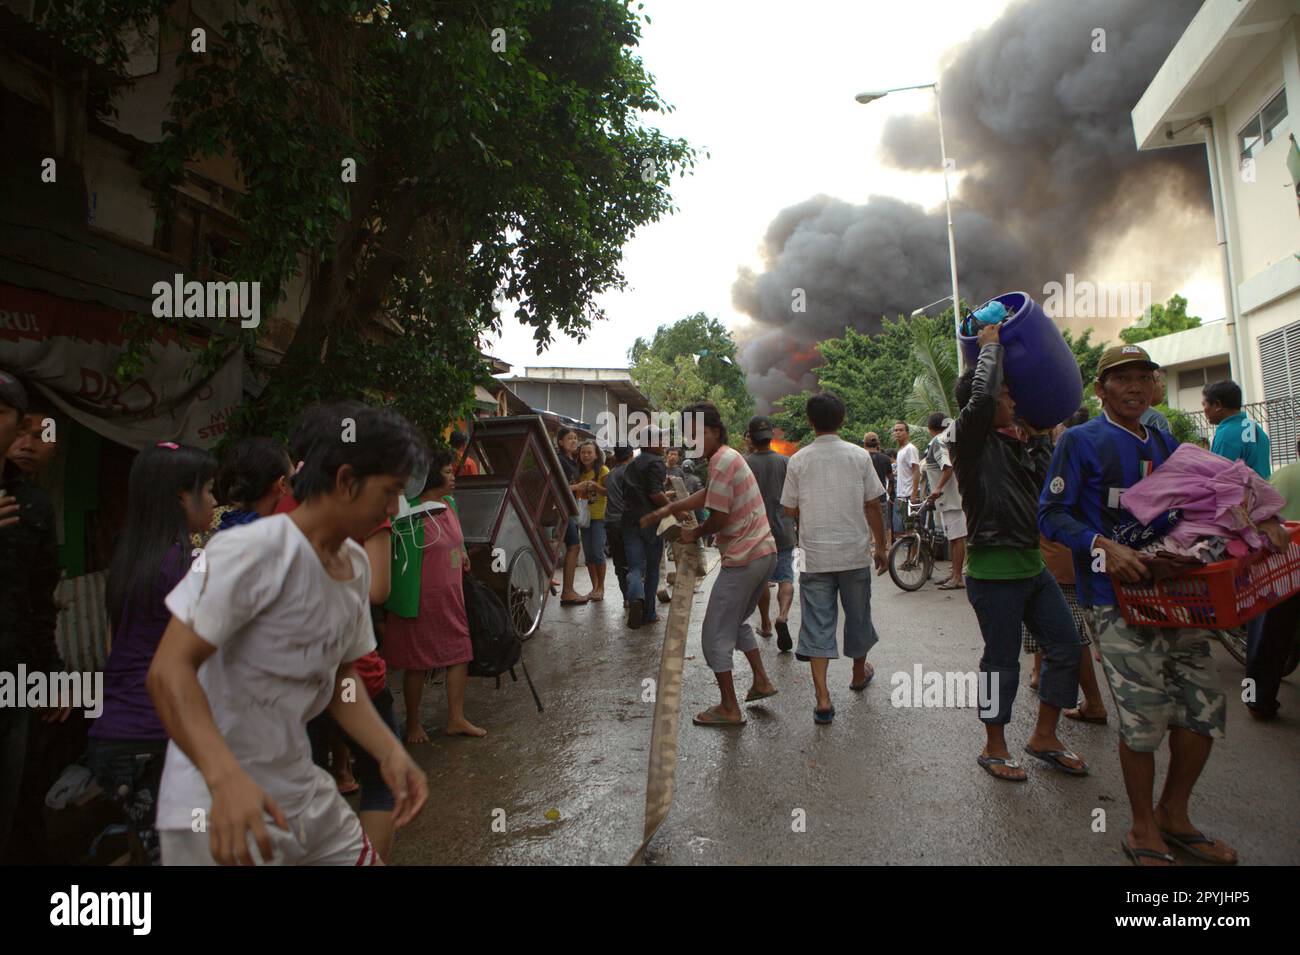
xmin=770 ymin=438 xmax=799 ymax=457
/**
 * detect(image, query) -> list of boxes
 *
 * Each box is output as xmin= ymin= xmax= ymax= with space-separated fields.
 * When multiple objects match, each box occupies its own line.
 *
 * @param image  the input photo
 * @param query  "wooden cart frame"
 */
xmin=454 ymin=415 xmax=577 ymax=639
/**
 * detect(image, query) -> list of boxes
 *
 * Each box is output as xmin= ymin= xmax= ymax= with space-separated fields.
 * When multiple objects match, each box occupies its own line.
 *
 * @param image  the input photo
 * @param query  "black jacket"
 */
xmin=953 ymin=343 xmax=1053 ymax=551
xmin=0 ymin=459 xmax=62 ymax=673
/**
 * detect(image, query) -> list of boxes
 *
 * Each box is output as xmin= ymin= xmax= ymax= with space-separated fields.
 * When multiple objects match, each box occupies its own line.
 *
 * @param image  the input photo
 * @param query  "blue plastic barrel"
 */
xmin=958 ymin=291 xmax=1082 ymax=430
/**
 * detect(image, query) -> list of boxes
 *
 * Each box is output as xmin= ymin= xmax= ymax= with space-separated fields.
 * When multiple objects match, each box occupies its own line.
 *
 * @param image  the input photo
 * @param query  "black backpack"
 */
xmin=462 ymin=575 xmax=543 ymax=712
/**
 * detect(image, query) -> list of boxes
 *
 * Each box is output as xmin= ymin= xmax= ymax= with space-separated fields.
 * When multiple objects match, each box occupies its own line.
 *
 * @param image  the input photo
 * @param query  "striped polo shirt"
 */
xmin=705 ymin=445 xmax=777 ymax=567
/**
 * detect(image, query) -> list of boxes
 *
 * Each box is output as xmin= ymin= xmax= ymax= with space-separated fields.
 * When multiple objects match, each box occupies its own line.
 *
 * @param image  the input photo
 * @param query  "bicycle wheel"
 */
xmin=1213 ymin=627 xmax=1247 ymax=666
xmin=889 ymin=535 xmax=929 ymax=592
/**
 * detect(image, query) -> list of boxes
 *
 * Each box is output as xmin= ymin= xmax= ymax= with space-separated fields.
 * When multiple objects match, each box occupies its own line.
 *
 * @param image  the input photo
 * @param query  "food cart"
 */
xmin=454 ymin=415 xmax=577 ymax=639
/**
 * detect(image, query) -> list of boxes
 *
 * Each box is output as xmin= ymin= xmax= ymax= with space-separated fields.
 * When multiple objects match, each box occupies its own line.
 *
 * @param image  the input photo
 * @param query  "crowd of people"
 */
xmin=1 ymin=326 xmax=1297 ymax=867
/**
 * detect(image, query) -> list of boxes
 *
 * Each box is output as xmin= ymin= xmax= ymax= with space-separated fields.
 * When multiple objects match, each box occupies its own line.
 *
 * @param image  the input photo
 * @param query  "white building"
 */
xmin=1132 ymin=0 xmax=1300 ymax=427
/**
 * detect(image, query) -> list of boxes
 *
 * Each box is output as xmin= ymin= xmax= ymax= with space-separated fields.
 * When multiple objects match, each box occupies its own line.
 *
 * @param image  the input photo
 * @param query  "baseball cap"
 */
xmin=747 ymin=415 xmax=774 ymax=441
xmin=0 ymin=370 xmax=29 ymax=415
xmin=1096 ymin=344 xmax=1158 ymax=380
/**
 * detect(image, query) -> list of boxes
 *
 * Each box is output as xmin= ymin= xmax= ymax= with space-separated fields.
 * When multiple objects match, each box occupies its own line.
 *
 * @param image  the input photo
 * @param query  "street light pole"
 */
xmin=933 ymin=82 xmax=963 ymax=372
xmin=857 ymin=82 xmax=963 ymax=370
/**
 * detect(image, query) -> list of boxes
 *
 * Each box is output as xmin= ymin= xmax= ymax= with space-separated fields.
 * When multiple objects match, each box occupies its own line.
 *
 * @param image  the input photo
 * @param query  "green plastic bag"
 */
xmin=385 ymin=511 xmax=424 ymax=619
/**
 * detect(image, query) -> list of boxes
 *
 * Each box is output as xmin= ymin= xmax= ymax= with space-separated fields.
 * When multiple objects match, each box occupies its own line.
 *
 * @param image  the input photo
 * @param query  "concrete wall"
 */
xmin=1224 ymin=30 xmax=1300 ymax=280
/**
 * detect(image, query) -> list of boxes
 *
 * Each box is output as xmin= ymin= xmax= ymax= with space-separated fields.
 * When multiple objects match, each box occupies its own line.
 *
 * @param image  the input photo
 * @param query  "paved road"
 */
xmin=388 ymin=557 xmax=1300 ymax=865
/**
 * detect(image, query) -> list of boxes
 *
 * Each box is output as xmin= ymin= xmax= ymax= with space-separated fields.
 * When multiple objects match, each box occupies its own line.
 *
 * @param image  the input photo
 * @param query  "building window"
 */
xmin=1177 ymin=363 xmax=1232 ymax=394
xmin=1259 ymin=321 xmax=1300 ymax=402
xmin=1238 ymin=88 xmax=1289 ymax=162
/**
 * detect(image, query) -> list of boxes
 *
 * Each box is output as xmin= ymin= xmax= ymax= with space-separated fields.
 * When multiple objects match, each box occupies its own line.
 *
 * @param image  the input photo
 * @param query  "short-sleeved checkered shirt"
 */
xmin=781 ymin=434 xmax=886 ymax=573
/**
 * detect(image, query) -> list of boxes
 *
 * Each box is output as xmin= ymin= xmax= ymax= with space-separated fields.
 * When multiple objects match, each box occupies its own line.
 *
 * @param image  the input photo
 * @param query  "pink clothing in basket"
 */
xmin=1120 ymin=444 xmax=1285 ymax=557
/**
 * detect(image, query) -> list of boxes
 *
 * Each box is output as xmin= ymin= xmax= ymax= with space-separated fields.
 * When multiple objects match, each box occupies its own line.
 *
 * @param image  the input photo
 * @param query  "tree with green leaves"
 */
xmin=43 ymin=0 xmax=696 ymax=441
xmin=1120 ymin=294 xmax=1202 ymax=345
xmin=628 ymin=313 xmax=752 ymax=438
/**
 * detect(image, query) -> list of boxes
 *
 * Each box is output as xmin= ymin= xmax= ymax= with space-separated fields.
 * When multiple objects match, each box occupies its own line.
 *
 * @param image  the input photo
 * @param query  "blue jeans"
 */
xmin=796 ymin=567 xmax=880 ymax=659
xmin=622 ymin=517 xmax=663 ymax=616
xmin=965 ymin=569 xmax=1080 ymax=725
xmin=86 ymin=737 xmax=168 ymax=865
xmin=580 ymin=518 xmax=607 ymax=566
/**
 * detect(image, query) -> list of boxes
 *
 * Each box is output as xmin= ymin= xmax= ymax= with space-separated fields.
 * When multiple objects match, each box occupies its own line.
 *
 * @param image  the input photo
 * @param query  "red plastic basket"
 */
xmin=1112 ymin=522 xmax=1300 ymax=629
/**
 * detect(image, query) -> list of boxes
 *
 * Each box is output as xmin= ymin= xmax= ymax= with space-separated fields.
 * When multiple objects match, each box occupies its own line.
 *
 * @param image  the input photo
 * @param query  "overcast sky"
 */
xmin=483 ymin=0 xmax=1222 ymax=375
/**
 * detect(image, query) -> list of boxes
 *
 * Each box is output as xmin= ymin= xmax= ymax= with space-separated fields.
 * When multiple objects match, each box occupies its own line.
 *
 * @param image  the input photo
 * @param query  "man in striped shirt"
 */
xmin=644 ymin=402 xmax=778 ymax=727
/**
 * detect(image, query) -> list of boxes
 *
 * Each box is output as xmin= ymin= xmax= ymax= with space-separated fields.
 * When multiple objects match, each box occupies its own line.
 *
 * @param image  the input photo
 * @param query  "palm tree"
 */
xmin=904 ymin=315 xmax=959 ymax=427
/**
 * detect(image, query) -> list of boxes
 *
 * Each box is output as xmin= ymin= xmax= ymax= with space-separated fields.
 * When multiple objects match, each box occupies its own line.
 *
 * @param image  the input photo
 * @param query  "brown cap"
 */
xmin=1096 ymin=343 xmax=1158 ymax=380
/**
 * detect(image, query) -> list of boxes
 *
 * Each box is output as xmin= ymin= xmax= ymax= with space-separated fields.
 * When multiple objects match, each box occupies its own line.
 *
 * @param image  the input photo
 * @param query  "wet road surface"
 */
xmin=388 ymin=556 xmax=1300 ymax=865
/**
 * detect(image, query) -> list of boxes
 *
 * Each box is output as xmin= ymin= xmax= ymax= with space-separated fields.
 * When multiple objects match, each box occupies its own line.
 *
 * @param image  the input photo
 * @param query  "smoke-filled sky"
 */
xmin=486 ymin=0 xmax=1223 ymax=409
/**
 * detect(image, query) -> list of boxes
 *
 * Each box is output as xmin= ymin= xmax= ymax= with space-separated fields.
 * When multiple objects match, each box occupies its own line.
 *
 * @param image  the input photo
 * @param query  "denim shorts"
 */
xmin=796 ymin=567 xmax=879 ymax=659
xmin=580 ymin=518 xmax=607 ymax=566
xmin=564 ymin=516 xmax=580 ymax=548
xmin=307 ymin=688 xmax=399 ymax=813
xmin=770 ymin=547 xmax=794 ymax=583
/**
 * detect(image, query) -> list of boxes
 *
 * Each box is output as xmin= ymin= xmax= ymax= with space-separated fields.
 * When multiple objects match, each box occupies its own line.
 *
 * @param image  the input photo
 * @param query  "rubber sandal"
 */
xmin=744 ymin=687 xmax=779 ymax=703
xmin=1122 ymin=837 xmax=1177 ymax=867
xmin=560 ymin=596 xmax=589 ymax=606
xmin=1159 ymin=829 xmax=1238 ymax=865
xmin=936 ymin=580 xmax=964 ymax=590
xmin=775 ymin=621 xmax=792 ymax=653
xmin=1023 ymin=745 xmax=1088 ymax=776
xmin=813 ymin=706 xmax=835 ymax=724
xmin=757 ymin=628 xmax=774 ymax=638
xmin=977 ymin=754 xmax=1027 ymax=782
xmin=1063 ymin=708 xmax=1108 ymax=725
xmin=693 ymin=707 xmax=746 ymax=727
xmin=849 ymin=663 xmax=875 ymax=692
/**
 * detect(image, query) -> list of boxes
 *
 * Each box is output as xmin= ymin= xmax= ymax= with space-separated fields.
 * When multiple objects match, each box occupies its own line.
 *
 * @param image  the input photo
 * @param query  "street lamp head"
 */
xmin=855 ymin=91 xmax=887 ymax=105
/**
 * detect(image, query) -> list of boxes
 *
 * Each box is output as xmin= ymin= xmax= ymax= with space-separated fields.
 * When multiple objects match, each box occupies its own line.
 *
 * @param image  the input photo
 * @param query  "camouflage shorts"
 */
xmin=1087 ymin=606 xmax=1226 ymax=752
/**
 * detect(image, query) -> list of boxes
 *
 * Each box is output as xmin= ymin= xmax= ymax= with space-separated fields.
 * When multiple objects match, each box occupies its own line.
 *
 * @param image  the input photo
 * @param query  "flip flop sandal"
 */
xmin=936 ymin=580 xmax=965 ymax=590
xmin=849 ymin=665 xmax=876 ymax=692
xmin=813 ymin=707 xmax=835 ymax=724
xmin=1159 ymin=829 xmax=1238 ymax=865
xmin=693 ymin=708 xmax=746 ymax=727
xmin=560 ymin=597 xmax=589 ymax=606
xmin=1121 ymin=838 xmax=1177 ymax=867
xmin=775 ymin=621 xmax=793 ymax=653
xmin=756 ymin=628 xmax=774 ymax=638
xmin=1023 ymin=745 xmax=1089 ymax=776
xmin=744 ymin=687 xmax=779 ymax=703
xmin=977 ymin=754 xmax=1027 ymax=781
xmin=1063 ymin=709 xmax=1109 ymax=725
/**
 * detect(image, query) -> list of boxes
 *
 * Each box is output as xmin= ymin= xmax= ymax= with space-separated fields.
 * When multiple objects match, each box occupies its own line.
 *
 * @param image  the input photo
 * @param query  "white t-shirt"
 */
xmin=156 ymin=515 xmax=375 ymax=830
xmin=780 ymin=435 xmax=886 ymax=573
xmin=895 ymin=442 xmax=921 ymax=499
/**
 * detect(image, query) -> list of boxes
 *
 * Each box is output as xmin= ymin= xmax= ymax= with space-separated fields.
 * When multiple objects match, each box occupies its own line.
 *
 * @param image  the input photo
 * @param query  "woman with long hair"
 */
xmin=382 ymin=447 xmax=486 ymax=741
xmin=575 ymin=439 xmax=609 ymax=601
xmin=88 ymin=442 xmax=217 ymax=865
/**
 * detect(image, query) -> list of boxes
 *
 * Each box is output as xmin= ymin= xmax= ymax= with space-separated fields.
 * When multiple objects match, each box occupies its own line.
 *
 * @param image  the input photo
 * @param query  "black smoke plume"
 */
xmin=733 ymin=0 xmax=1211 ymax=409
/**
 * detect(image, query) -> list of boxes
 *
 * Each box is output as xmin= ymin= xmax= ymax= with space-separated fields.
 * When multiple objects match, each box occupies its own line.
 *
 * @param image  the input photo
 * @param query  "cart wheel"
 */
xmin=506 ymin=547 xmax=545 ymax=640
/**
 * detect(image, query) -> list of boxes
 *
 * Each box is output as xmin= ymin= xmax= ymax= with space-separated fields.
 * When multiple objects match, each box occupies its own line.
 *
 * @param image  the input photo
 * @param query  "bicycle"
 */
xmin=888 ymin=498 xmax=944 ymax=591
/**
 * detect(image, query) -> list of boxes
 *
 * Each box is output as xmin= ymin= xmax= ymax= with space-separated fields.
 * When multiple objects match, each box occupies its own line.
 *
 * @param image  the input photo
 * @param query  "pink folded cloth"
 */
xmin=1121 ymin=444 xmax=1285 ymax=557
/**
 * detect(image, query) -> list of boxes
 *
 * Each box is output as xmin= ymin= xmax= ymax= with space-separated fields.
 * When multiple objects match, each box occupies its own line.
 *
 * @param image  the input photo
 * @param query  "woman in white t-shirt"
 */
xmin=147 ymin=403 xmax=430 ymax=866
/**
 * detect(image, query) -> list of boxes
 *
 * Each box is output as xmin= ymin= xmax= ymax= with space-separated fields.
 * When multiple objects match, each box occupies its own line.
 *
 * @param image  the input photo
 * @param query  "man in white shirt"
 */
xmin=148 ymin=404 xmax=429 ymax=865
xmin=781 ymin=392 xmax=888 ymax=724
xmin=892 ymin=420 xmax=921 ymax=541
xmin=924 ymin=413 xmax=965 ymax=589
